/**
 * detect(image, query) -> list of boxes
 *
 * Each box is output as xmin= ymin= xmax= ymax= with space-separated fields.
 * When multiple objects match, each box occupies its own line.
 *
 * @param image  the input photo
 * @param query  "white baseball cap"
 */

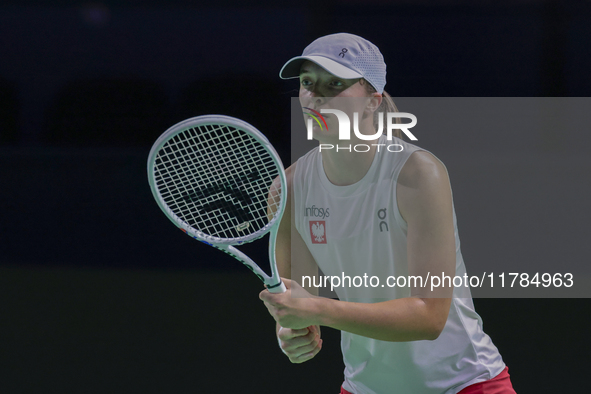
xmin=279 ymin=33 xmax=387 ymax=94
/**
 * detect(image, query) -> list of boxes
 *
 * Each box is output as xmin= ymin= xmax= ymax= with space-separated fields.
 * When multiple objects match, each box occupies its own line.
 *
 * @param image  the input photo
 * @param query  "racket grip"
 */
xmin=268 ymin=281 xmax=286 ymax=293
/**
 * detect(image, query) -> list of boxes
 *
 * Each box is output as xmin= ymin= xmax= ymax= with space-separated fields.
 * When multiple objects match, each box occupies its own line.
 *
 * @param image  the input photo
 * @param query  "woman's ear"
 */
xmin=365 ymin=92 xmax=383 ymax=115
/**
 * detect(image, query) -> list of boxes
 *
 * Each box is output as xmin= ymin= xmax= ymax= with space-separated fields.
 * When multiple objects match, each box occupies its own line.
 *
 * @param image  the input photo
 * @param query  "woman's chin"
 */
xmin=312 ymin=132 xmax=339 ymax=145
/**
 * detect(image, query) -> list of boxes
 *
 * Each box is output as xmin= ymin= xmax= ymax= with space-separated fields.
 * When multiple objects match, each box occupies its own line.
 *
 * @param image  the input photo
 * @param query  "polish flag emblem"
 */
xmin=310 ymin=221 xmax=326 ymax=244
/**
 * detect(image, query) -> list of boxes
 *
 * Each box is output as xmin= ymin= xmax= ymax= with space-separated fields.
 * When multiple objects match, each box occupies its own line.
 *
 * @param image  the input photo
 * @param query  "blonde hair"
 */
xmin=361 ymin=79 xmax=402 ymax=140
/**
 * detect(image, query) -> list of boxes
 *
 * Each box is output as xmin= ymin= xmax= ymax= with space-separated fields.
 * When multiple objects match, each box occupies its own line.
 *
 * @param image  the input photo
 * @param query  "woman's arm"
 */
xmin=261 ymin=151 xmax=455 ymax=342
xmin=269 ymin=163 xmax=323 ymax=362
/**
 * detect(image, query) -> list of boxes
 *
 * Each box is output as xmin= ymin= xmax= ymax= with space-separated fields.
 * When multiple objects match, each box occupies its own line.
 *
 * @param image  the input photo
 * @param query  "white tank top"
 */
xmin=293 ymin=135 xmax=505 ymax=394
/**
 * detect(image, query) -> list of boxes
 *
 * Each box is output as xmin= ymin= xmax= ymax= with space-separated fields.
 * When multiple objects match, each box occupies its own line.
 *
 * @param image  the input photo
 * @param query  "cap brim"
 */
xmin=279 ymin=55 xmax=363 ymax=80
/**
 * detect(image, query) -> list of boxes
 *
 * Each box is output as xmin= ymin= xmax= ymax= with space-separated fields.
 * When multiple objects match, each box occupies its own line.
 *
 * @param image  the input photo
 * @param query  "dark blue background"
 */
xmin=1 ymin=1 xmax=590 ymax=392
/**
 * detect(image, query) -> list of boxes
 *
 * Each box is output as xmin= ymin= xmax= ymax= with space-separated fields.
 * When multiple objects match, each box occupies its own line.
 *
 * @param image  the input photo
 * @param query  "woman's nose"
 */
xmin=309 ymin=92 xmax=325 ymax=106
xmin=300 ymin=92 xmax=324 ymax=107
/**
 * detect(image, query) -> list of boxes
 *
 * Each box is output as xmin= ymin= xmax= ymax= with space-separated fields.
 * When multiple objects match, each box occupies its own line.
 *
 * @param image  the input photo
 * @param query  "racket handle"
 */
xmin=268 ymin=280 xmax=286 ymax=293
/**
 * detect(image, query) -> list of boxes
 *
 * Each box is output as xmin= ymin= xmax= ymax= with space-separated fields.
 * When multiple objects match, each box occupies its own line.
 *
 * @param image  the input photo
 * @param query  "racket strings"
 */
xmin=154 ymin=123 xmax=283 ymax=241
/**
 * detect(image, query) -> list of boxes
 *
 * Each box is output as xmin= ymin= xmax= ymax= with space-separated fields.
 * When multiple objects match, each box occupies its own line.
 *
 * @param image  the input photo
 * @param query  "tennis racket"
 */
xmin=147 ymin=115 xmax=287 ymax=293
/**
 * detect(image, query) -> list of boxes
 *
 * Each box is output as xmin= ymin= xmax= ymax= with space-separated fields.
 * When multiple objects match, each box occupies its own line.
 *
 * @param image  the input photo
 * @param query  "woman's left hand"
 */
xmin=259 ymin=278 xmax=322 ymax=329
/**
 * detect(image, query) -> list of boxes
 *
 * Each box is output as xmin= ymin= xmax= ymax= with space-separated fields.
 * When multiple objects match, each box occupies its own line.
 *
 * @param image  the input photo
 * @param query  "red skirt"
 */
xmin=340 ymin=366 xmax=516 ymax=394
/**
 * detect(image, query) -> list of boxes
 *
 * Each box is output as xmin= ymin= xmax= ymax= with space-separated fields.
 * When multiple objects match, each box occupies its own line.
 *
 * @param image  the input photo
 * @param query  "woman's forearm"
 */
xmin=312 ymin=296 xmax=448 ymax=342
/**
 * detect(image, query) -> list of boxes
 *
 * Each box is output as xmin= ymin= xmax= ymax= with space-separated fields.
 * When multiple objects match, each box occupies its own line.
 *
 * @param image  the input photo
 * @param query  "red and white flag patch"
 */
xmin=309 ymin=220 xmax=326 ymax=244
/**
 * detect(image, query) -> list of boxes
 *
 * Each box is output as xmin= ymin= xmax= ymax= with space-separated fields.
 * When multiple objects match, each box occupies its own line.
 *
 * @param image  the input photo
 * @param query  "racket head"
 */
xmin=147 ymin=115 xmax=287 ymax=246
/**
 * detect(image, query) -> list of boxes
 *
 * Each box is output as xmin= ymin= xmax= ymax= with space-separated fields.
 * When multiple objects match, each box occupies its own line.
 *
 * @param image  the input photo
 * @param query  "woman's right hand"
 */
xmin=277 ymin=325 xmax=322 ymax=363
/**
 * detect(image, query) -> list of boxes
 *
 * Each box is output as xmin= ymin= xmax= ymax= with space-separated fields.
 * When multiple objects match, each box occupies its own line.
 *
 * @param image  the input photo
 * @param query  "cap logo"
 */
xmin=338 ymin=48 xmax=348 ymax=58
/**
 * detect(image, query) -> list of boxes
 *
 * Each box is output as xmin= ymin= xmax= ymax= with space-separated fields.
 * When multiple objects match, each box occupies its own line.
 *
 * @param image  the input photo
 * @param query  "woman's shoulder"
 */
xmin=288 ymin=146 xmax=319 ymax=179
xmin=398 ymin=150 xmax=449 ymax=189
xmin=285 ymin=162 xmax=297 ymax=190
xmin=396 ymin=149 xmax=454 ymax=227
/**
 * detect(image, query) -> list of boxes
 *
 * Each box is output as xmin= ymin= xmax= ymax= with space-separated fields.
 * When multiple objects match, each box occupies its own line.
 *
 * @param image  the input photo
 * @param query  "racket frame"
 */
xmin=147 ymin=115 xmax=287 ymax=293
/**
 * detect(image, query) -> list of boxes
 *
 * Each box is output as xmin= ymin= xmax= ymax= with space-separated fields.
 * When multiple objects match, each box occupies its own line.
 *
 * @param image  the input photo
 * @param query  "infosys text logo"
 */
xmin=305 ymin=205 xmax=330 ymax=219
xmin=305 ymin=108 xmax=418 ymax=152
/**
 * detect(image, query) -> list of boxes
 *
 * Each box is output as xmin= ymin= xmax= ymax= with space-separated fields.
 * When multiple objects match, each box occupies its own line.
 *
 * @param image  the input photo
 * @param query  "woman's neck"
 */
xmin=321 ymin=146 xmax=377 ymax=186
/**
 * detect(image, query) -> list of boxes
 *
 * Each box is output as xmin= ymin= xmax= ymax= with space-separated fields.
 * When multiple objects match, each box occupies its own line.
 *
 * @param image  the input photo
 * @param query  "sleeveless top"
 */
xmin=293 ymin=135 xmax=505 ymax=394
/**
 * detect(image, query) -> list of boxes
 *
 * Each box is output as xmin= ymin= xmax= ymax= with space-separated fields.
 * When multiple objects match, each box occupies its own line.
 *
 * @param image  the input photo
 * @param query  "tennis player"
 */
xmin=259 ymin=33 xmax=516 ymax=394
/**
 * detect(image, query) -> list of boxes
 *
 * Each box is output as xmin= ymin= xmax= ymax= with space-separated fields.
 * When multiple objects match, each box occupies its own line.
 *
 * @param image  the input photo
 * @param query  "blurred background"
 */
xmin=1 ymin=0 xmax=590 ymax=392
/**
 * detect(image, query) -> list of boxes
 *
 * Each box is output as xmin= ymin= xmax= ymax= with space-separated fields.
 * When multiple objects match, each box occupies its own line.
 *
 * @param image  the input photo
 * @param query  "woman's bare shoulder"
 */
xmin=397 ymin=150 xmax=452 ymax=223
xmin=398 ymin=150 xmax=449 ymax=189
